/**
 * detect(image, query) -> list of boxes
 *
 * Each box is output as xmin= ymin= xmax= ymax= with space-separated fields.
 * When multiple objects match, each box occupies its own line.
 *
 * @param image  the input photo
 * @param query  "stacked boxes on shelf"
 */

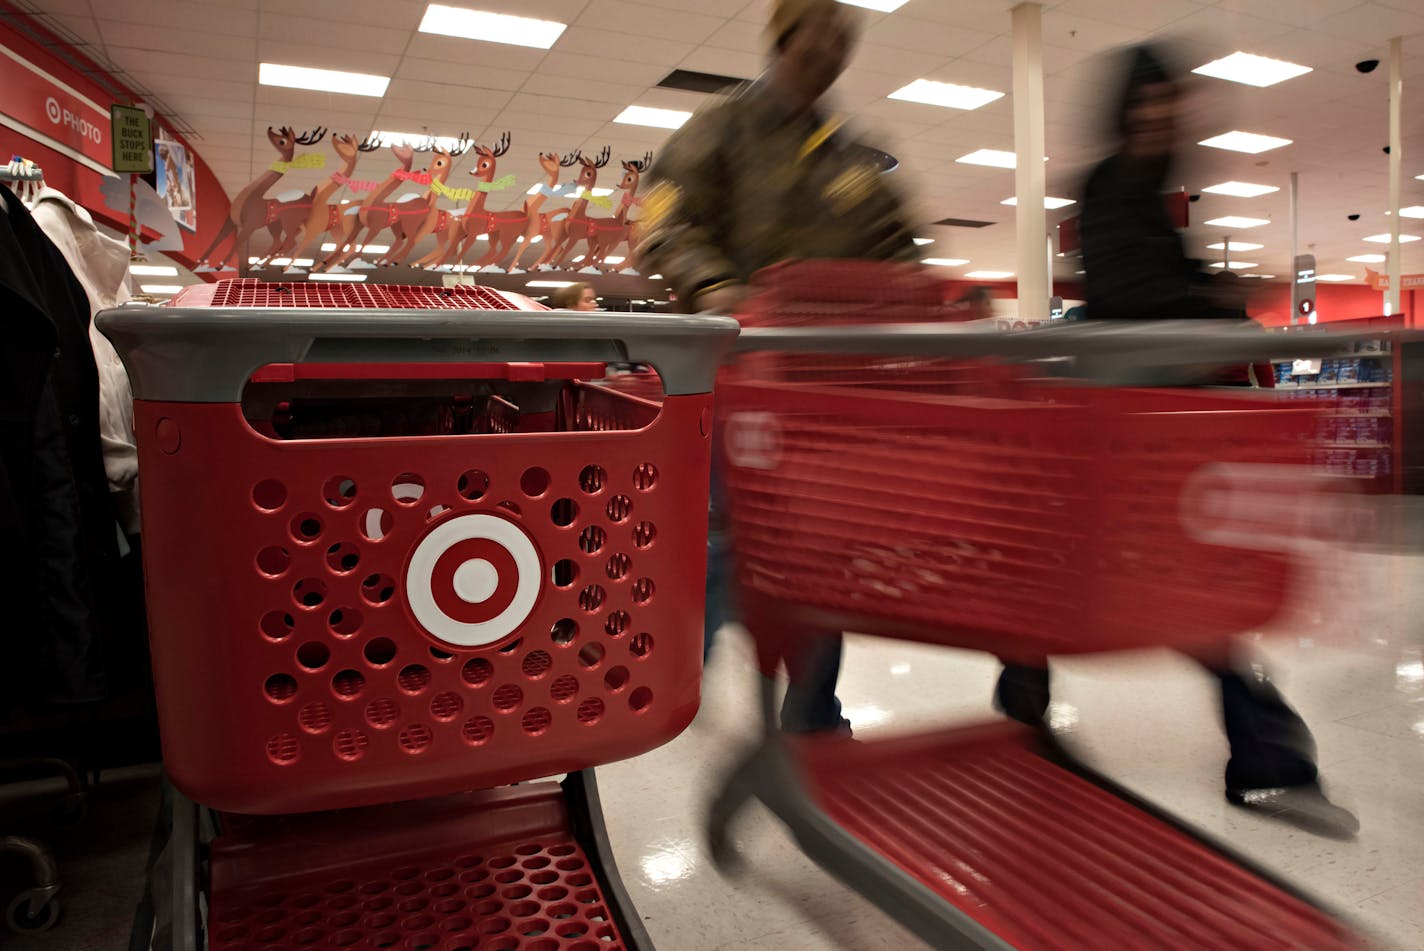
xmin=1272 ymin=343 xmax=1394 ymax=483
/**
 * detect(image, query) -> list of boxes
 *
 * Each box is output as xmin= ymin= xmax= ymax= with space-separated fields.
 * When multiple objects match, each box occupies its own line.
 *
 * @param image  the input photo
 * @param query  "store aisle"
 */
xmin=599 ymin=550 xmax=1424 ymax=951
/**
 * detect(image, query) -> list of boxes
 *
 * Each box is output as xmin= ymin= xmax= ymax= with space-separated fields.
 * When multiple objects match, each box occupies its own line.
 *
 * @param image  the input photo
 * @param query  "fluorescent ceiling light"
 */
xmin=913 ymin=237 xmax=934 ymax=246
xmin=1198 ymin=131 xmax=1292 ymax=154
xmin=614 ymin=106 xmax=691 ymax=130
xmin=603 ymin=256 xmax=625 ymax=264
xmin=1397 ymin=206 xmax=1424 ymax=219
xmin=320 ymin=243 xmax=389 ymax=254
xmin=1201 ymin=181 xmax=1279 ymax=198
xmin=1001 ymin=196 xmax=1076 ymax=209
xmin=956 ymin=149 xmax=1046 ymax=169
xmin=1207 ymin=241 xmax=1262 ymax=251
xmin=259 ymin=62 xmax=389 ymax=98
xmin=309 ymin=272 xmax=368 ymax=282
xmin=129 ymin=264 xmax=177 ymax=277
xmin=1209 ymin=261 xmax=1257 ymax=269
xmin=1364 ymin=233 xmax=1421 ymax=243
xmin=1315 ymin=274 xmax=1355 ymax=282
xmin=836 ymin=0 xmax=910 ymax=11
xmin=418 ymin=4 xmax=567 ymax=50
xmin=527 ymin=280 xmax=575 ymax=288
xmin=1205 ymin=216 xmax=1270 ymax=229
xmin=140 ymin=284 xmax=183 ymax=295
xmin=965 ymin=270 xmax=1013 ymax=280
xmin=888 ymin=79 xmax=1003 ymax=111
xmin=1347 ymin=253 xmax=1387 ymax=263
xmin=1192 ymin=52 xmax=1311 ymax=88
xmin=370 ymin=131 xmax=471 ymax=152
xmin=922 ymin=258 xmax=970 ymax=267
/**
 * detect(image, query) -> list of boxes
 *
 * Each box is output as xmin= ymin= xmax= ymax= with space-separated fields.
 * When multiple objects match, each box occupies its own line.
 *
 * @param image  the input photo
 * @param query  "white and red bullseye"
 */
xmin=406 ymin=513 xmax=541 ymax=647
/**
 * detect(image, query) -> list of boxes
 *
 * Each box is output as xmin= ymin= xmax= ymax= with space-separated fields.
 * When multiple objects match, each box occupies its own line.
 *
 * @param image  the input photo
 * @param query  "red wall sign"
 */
xmin=0 ymin=44 xmax=112 ymax=173
xmin=0 ymin=2 xmax=232 ymax=273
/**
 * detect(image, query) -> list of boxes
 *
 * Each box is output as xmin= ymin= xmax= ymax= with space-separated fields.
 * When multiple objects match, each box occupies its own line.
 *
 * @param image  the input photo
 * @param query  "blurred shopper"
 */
xmin=550 ymin=282 xmax=598 ymax=311
xmin=996 ymin=44 xmax=1357 ymax=838
xmin=951 ymin=285 xmax=995 ymax=321
xmin=637 ymin=0 xmax=917 ymax=733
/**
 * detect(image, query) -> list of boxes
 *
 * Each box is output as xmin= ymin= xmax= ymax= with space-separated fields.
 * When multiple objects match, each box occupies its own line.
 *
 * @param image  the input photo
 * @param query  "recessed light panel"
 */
xmin=1201 ymin=181 xmax=1279 ymax=198
xmin=1199 ymin=131 xmax=1292 ymax=154
xmin=1192 ymin=52 xmax=1311 ymax=88
xmin=889 ymin=79 xmax=1004 ymax=111
xmin=418 ymin=4 xmax=567 ymax=49
xmin=259 ymin=63 xmax=389 ymax=97
xmin=1205 ymin=216 xmax=1271 ymax=229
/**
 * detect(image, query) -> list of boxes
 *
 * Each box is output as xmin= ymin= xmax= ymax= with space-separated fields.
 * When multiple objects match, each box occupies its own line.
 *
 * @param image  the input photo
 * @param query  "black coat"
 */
xmin=0 ymin=184 xmax=119 ymax=706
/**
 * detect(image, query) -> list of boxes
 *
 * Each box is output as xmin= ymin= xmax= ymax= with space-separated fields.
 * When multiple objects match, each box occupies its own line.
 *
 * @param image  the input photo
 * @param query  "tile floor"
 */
xmin=598 ymin=547 xmax=1424 ymax=950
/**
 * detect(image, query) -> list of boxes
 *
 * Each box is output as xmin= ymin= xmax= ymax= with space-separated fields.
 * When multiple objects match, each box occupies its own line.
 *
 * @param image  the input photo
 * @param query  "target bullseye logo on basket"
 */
xmin=1180 ymin=463 xmax=1370 ymax=550
xmin=724 ymin=412 xmax=782 ymax=470
xmin=405 ymin=513 xmax=542 ymax=647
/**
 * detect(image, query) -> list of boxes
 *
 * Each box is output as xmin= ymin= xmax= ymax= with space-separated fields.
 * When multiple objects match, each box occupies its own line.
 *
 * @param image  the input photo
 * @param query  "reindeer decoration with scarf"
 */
xmin=526 ymin=147 xmax=613 ymax=271
xmin=578 ymin=152 xmax=652 ymax=273
xmin=253 ymin=132 xmax=383 ymax=270
xmin=195 ymin=126 xmax=326 ymax=272
xmin=316 ymin=138 xmax=434 ymax=272
xmin=379 ymin=135 xmax=474 ymax=267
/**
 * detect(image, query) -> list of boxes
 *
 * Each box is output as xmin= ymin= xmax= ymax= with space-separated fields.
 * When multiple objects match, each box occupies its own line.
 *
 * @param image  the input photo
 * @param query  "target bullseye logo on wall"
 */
xmin=405 ymin=512 xmax=543 ymax=647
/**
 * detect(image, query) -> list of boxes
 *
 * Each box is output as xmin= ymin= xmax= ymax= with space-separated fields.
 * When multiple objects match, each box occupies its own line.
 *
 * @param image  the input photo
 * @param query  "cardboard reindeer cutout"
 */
xmin=196 ymin=126 xmax=326 ymax=272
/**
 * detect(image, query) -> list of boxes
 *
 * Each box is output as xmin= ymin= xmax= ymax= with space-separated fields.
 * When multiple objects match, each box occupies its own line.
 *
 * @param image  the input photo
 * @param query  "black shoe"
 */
xmin=1226 ymin=781 xmax=1360 ymax=840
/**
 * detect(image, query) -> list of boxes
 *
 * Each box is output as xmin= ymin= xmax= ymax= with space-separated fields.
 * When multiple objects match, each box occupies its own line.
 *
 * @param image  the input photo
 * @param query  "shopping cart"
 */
xmin=705 ymin=264 xmax=1373 ymax=949
xmin=96 ymin=280 xmax=737 ymax=951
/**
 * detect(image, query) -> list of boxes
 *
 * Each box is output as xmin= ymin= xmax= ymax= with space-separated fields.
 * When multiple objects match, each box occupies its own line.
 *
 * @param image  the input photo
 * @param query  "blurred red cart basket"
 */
xmin=98 ymin=279 xmax=737 ymax=951
xmin=706 ymin=262 xmax=1358 ymax=950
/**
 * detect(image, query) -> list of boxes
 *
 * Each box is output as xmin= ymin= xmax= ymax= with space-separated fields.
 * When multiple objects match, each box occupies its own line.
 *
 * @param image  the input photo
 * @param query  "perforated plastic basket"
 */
xmin=720 ymin=377 xmax=1324 ymax=664
xmin=97 ymin=299 xmax=736 ymax=814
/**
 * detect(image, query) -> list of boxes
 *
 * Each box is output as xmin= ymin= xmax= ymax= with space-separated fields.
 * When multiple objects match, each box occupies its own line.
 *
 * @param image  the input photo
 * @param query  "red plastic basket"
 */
xmin=207 ymin=784 xmax=632 ymax=951
xmin=801 ymin=723 xmax=1353 ymax=950
xmin=172 ymin=278 xmax=531 ymax=312
xmin=720 ymin=379 xmax=1322 ymax=664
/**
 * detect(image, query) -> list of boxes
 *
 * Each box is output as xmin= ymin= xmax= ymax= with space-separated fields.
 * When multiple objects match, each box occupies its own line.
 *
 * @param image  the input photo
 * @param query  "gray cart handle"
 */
xmin=95 ymin=307 xmax=739 ymax=403
xmin=735 ymin=319 xmax=1415 ymax=367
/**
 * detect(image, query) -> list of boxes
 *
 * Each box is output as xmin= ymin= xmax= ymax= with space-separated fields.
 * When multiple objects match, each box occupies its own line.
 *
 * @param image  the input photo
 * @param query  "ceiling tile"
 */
xmin=555 ymin=26 xmax=696 ymax=65
xmin=93 ymin=0 xmax=259 ymax=37
xmin=538 ymin=51 xmax=670 ymax=86
xmin=97 ymin=20 xmax=257 ymax=62
xmin=521 ymin=73 xmax=650 ymax=107
xmin=258 ymin=0 xmax=425 ymax=30
xmin=402 ymin=33 xmax=548 ymax=70
xmin=393 ymin=58 xmax=530 ymax=92
xmin=257 ymin=15 xmax=410 ymax=56
xmin=575 ymin=0 xmax=728 ymax=44
xmin=1054 ymin=0 xmax=1202 ymax=33
xmin=677 ymin=46 xmax=763 ymax=81
xmin=257 ymin=39 xmax=402 ymax=76
xmin=864 ymin=16 xmax=997 ymax=58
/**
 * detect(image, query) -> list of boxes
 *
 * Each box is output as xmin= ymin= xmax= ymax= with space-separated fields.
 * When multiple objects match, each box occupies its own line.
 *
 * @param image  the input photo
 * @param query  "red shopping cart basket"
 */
xmin=99 ymin=283 xmax=736 ymax=816
xmin=705 ymin=262 xmax=1357 ymax=950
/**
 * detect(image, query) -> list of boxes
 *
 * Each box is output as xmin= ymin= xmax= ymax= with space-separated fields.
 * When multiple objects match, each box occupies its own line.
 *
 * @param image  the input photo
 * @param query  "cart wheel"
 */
xmin=6 ymin=892 xmax=61 ymax=935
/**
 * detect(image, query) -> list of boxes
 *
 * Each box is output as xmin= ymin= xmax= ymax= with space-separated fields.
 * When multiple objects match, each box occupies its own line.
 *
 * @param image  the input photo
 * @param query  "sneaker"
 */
xmin=1226 ymin=781 xmax=1360 ymax=840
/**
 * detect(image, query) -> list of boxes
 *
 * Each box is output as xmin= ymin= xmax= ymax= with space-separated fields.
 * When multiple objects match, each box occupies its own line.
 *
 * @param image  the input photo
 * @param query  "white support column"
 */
xmin=1387 ymin=36 xmax=1403 ymax=317
xmin=1012 ymin=2 xmax=1048 ymax=318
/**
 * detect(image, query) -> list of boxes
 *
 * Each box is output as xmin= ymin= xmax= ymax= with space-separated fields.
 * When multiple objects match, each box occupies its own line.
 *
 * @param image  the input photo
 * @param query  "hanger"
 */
xmin=1 ymin=157 xmax=45 ymax=204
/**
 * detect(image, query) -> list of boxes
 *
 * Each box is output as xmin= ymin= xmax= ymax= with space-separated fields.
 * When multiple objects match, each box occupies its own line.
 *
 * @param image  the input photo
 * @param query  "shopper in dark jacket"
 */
xmin=995 ymin=45 xmax=1357 ymax=838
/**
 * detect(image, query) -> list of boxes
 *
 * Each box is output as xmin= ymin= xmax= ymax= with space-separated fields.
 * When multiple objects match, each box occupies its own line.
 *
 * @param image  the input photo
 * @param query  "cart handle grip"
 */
xmin=95 ymin=307 xmax=739 ymax=402
xmin=734 ymin=320 xmax=1414 ymax=369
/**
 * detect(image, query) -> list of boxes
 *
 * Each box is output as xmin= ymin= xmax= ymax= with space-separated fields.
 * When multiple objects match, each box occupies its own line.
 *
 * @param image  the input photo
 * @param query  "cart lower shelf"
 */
xmin=797 ymin=722 xmax=1353 ymax=950
xmin=206 ymin=781 xmax=636 ymax=951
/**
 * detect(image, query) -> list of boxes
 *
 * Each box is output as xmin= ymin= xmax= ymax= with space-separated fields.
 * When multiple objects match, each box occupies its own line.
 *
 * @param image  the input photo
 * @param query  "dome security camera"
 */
xmin=1348 ymin=214 xmax=1361 ymax=221
xmin=1188 ymin=194 xmax=1200 ymax=203
xmin=1357 ymin=59 xmax=1379 ymax=73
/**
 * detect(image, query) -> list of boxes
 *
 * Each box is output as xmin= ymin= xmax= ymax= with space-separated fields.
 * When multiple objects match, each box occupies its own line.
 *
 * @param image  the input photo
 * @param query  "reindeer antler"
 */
xmin=592 ymin=146 xmax=611 ymax=169
xmin=448 ymin=133 xmax=473 ymax=156
xmin=295 ymin=127 xmax=327 ymax=145
xmin=414 ymin=136 xmax=438 ymax=152
xmin=491 ymin=131 xmax=511 ymax=158
xmin=625 ymin=151 xmax=654 ymax=172
xmin=559 ymin=150 xmax=582 ymax=168
xmin=357 ymin=132 xmax=383 ymax=152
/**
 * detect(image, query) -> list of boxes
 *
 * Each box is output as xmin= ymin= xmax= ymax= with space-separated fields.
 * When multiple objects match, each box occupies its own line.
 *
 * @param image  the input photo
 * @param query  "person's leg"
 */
xmin=1214 ymin=666 xmax=1318 ymax=791
xmin=994 ymin=663 xmax=1051 ymax=726
xmin=704 ymin=529 xmax=729 ymax=663
xmin=780 ymin=634 xmax=847 ymax=734
xmin=1208 ymin=661 xmax=1357 ymax=838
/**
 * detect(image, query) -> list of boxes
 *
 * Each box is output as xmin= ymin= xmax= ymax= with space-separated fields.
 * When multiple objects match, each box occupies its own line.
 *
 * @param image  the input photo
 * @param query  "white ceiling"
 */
xmin=25 ymin=0 xmax=1424 ymax=284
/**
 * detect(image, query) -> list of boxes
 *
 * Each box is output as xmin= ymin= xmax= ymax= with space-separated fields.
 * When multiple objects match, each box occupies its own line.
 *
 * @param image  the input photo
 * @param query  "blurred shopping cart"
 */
xmin=97 ymin=279 xmax=737 ymax=951
xmin=706 ymin=262 xmax=1373 ymax=950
